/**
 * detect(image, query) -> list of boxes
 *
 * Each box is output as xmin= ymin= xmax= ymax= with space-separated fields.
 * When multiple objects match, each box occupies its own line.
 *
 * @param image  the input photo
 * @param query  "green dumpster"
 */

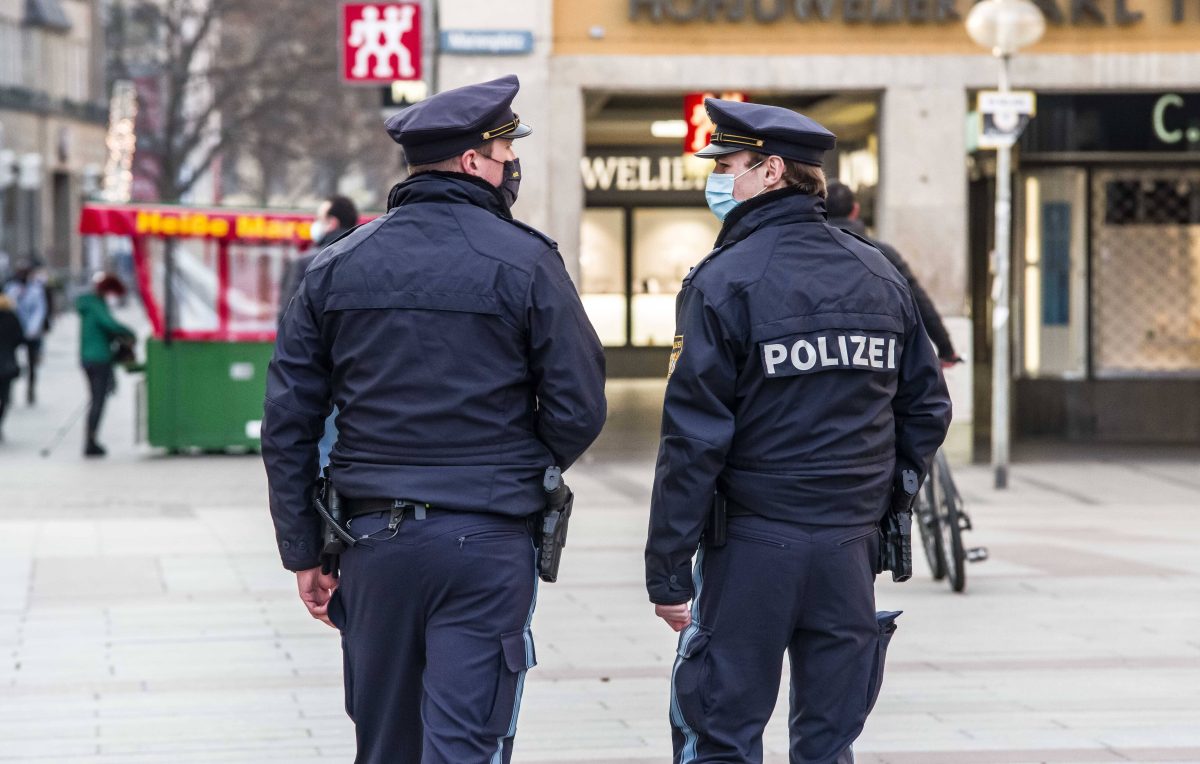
xmin=144 ymin=339 xmax=274 ymax=452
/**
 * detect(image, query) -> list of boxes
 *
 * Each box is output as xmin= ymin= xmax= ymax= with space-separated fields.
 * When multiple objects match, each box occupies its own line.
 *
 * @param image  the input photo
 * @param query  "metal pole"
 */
xmin=991 ymin=53 xmax=1012 ymax=489
xmin=429 ymin=0 xmax=440 ymax=94
xmin=164 ymin=239 xmax=176 ymax=347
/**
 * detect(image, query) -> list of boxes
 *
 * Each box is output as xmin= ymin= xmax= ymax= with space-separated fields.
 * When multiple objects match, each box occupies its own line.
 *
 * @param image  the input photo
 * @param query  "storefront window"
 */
xmin=1015 ymin=169 xmax=1088 ymax=378
xmin=631 ymin=208 xmax=719 ymax=346
xmin=1091 ymin=169 xmax=1200 ymax=376
xmin=580 ymin=208 xmax=627 ymax=346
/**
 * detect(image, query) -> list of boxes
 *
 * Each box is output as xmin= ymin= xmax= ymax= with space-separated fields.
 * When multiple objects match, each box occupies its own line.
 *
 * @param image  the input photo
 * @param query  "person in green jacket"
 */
xmin=76 ymin=274 xmax=135 ymax=457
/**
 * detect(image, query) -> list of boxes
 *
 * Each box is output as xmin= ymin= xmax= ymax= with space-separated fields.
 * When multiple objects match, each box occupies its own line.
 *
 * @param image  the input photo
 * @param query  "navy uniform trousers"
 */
xmin=670 ymin=514 xmax=899 ymax=764
xmin=328 ymin=509 xmax=538 ymax=764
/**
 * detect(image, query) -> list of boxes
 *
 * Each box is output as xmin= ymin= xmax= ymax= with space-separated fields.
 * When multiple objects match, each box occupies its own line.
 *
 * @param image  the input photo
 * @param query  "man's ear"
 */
xmin=765 ymin=155 xmax=787 ymax=187
xmin=459 ymin=150 xmax=481 ymax=177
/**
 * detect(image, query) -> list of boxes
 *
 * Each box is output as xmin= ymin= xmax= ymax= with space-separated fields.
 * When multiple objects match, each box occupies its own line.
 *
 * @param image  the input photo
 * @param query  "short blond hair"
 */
xmin=781 ymin=160 xmax=827 ymax=199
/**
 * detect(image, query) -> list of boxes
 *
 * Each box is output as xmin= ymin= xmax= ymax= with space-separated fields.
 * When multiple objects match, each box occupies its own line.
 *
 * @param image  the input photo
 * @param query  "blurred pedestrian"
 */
xmin=278 ymin=196 xmax=359 ymax=323
xmin=278 ymin=196 xmax=359 ymax=470
xmin=0 ymin=294 xmax=23 ymax=441
xmin=4 ymin=263 xmax=51 ymax=404
xmin=76 ymin=273 xmax=135 ymax=457
xmin=826 ymin=181 xmax=962 ymax=366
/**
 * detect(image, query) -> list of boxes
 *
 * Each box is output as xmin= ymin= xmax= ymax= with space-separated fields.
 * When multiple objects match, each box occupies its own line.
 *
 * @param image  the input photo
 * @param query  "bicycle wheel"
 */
xmin=915 ymin=475 xmax=946 ymax=580
xmin=933 ymin=451 xmax=966 ymax=592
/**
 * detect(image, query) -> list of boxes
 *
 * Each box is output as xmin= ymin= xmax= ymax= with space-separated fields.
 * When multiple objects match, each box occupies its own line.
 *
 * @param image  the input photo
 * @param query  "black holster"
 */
xmin=314 ymin=475 xmax=356 ymax=576
xmin=876 ymin=469 xmax=918 ymax=582
xmin=537 ymin=467 xmax=573 ymax=583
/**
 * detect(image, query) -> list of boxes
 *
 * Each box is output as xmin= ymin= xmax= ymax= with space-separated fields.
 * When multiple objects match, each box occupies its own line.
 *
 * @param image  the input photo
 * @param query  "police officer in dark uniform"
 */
xmin=645 ymin=99 xmax=952 ymax=764
xmin=262 ymin=75 xmax=607 ymax=763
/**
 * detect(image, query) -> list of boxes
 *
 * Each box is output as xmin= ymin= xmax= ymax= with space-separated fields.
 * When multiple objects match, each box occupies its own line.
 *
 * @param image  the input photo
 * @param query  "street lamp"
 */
xmin=967 ymin=0 xmax=1045 ymax=73
xmin=966 ymin=0 xmax=1045 ymax=490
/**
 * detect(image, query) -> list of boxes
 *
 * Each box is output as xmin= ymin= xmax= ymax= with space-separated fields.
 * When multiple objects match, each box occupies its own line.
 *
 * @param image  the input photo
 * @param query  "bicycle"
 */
xmin=913 ymin=449 xmax=988 ymax=592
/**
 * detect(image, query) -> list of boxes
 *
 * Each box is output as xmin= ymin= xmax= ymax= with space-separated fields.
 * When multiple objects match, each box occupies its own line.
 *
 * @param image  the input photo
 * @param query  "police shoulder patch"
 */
xmin=760 ymin=330 xmax=900 ymax=378
xmin=667 ymin=335 xmax=684 ymax=379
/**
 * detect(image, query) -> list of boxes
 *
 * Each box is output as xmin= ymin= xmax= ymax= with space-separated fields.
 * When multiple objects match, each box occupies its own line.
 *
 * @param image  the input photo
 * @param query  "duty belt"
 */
xmin=342 ymin=498 xmax=443 ymax=520
xmin=725 ymin=498 xmax=758 ymax=518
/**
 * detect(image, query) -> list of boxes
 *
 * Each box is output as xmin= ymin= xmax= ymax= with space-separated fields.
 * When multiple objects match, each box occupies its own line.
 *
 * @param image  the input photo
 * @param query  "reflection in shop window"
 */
xmin=632 ymin=208 xmax=720 ymax=347
xmin=1092 ymin=170 xmax=1200 ymax=375
xmin=579 ymin=208 xmax=627 ymax=346
xmin=837 ymin=138 xmax=879 ymax=191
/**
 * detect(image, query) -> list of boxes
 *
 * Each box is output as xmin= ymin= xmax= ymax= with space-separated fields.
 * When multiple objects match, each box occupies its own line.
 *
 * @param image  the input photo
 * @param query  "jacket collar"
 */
xmin=715 ymin=187 xmax=827 ymax=248
xmin=828 ymin=216 xmax=867 ymax=237
xmin=316 ymin=226 xmax=350 ymax=248
xmin=387 ymin=171 xmax=511 ymax=219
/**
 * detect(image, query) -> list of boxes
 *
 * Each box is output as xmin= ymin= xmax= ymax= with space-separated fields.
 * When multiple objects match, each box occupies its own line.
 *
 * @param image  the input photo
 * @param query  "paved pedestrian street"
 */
xmin=1 ymin=315 xmax=1198 ymax=763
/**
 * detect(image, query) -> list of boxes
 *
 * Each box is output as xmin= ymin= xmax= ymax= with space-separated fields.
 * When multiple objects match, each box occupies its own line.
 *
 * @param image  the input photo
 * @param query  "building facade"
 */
xmin=0 ymin=0 xmax=107 ymax=278
xmin=432 ymin=0 xmax=1200 ymax=453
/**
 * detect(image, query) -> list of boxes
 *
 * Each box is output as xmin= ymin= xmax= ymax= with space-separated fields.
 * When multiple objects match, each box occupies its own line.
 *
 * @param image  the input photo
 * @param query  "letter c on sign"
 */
xmin=791 ymin=340 xmax=817 ymax=371
xmin=764 ymin=343 xmax=787 ymax=375
xmin=1153 ymin=94 xmax=1184 ymax=145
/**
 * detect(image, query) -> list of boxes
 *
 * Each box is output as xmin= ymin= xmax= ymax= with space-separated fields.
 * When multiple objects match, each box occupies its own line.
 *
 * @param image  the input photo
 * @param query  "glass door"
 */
xmin=630 ymin=208 xmax=719 ymax=347
xmin=579 ymin=208 xmax=628 ymax=346
xmin=1014 ymin=168 xmax=1089 ymax=379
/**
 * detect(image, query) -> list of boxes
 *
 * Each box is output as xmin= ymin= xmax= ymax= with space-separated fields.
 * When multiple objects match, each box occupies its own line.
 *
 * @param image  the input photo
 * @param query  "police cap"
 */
xmin=384 ymin=74 xmax=533 ymax=165
xmin=695 ymin=98 xmax=836 ymax=167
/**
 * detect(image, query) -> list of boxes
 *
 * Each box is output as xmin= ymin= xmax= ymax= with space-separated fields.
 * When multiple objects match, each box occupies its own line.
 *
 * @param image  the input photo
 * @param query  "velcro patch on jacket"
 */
xmin=760 ymin=332 xmax=900 ymax=378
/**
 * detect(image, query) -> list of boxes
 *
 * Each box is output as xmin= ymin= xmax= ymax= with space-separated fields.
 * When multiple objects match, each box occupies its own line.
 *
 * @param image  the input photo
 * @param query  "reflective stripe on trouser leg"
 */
xmin=492 ymin=540 xmax=540 ymax=764
xmin=669 ymin=545 xmax=706 ymax=763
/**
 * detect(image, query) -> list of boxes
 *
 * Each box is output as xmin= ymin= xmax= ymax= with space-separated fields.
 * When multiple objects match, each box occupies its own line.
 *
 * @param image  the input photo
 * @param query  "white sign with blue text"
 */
xmin=440 ymin=30 xmax=534 ymax=55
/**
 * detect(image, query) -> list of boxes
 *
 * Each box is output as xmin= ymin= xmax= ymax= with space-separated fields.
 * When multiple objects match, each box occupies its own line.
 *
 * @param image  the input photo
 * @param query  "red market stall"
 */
xmin=79 ymin=202 xmax=371 ymax=452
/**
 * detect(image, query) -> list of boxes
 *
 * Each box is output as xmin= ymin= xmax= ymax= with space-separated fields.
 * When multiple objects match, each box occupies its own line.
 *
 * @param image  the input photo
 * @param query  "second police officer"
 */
xmin=645 ymin=99 xmax=953 ymax=763
xmin=261 ymin=75 xmax=607 ymax=763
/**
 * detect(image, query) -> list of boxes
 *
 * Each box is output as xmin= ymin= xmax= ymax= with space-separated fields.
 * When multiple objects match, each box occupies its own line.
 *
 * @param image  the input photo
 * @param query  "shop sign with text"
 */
xmin=440 ymin=29 xmax=534 ymax=54
xmin=629 ymin=0 xmax=1196 ymax=26
xmin=581 ymin=155 xmax=707 ymax=193
xmin=341 ymin=2 xmax=422 ymax=85
xmin=684 ymin=92 xmax=748 ymax=154
xmin=1020 ymin=93 xmax=1200 ymax=154
xmin=79 ymin=204 xmax=322 ymax=243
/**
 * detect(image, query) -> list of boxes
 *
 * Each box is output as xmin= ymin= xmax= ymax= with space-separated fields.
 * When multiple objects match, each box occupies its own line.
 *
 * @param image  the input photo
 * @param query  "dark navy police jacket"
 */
xmin=263 ymin=173 xmax=607 ymax=572
xmin=646 ymin=189 xmax=951 ymax=604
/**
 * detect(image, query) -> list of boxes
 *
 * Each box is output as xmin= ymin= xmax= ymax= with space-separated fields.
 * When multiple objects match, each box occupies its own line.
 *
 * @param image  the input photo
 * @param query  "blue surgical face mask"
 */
xmin=705 ymin=161 xmax=764 ymax=221
xmin=309 ymin=219 xmax=326 ymax=243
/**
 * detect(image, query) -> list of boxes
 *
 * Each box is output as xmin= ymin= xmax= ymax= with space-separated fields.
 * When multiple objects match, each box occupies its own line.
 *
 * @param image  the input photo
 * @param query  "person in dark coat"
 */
xmin=0 ymin=294 xmax=24 ymax=441
xmin=261 ymin=75 xmax=607 ymax=763
xmin=646 ymin=98 xmax=951 ymax=763
xmin=277 ymin=195 xmax=359 ymax=324
xmin=276 ymin=195 xmax=360 ymax=469
xmin=75 ymin=274 xmax=135 ymax=457
xmin=4 ymin=263 xmax=50 ymax=404
xmin=826 ymin=181 xmax=961 ymax=365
